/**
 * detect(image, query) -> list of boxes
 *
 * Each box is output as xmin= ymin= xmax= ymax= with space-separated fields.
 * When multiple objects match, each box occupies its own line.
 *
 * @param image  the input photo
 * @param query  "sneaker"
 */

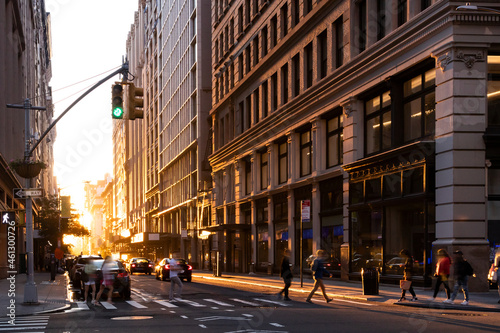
xmin=306 ymin=299 xmax=313 ymax=304
xmin=326 ymin=298 xmax=333 ymax=303
xmin=283 ymin=297 xmax=292 ymax=301
xmin=410 ymin=297 xmax=418 ymax=302
xmin=461 ymin=301 xmax=469 ymax=306
xmin=428 ymin=297 xmax=436 ymax=302
xmin=398 ymin=297 xmax=406 ymax=303
xmin=443 ymin=299 xmax=453 ymax=304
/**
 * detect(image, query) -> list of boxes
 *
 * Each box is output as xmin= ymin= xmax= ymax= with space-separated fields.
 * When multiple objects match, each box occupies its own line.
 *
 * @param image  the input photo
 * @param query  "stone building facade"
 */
xmin=208 ymin=0 xmax=496 ymax=290
xmin=0 ymin=0 xmax=55 ymax=278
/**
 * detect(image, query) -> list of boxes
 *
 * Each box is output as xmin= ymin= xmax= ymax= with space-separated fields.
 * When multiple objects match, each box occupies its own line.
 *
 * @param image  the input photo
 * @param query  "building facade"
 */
xmin=208 ymin=0 xmax=496 ymax=290
xmin=0 ymin=0 xmax=55 ymax=278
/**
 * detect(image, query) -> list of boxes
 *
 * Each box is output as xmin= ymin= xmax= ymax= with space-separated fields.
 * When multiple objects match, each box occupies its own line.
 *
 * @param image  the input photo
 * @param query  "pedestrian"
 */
xmin=430 ymin=249 xmax=451 ymax=301
xmin=49 ymin=253 xmax=57 ymax=281
xmin=278 ymin=249 xmax=293 ymax=301
xmin=96 ymin=256 xmax=115 ymax=305
xmin=169 ymin=258 xmax=183 ymax=301
xmin=83 ymin=259 xmax=97 ymax=305
xmin=495 ymin=248 xmax=500 ymax=304
xmin=398 ymin=249 xmax=418 ymax=302
xmin=444 ymin=250 xmax=472 ymax=305
xmin=306 ymin=250 xmax=333 ymax=304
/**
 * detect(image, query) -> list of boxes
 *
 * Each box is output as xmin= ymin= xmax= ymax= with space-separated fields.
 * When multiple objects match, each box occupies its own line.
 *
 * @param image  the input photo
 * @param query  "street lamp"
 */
xmin=456 ymin=3 xmax=500 ymax=14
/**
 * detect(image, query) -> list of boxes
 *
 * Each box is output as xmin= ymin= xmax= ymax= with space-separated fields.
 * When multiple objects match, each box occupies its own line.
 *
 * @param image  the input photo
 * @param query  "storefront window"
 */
xmin=350 ymin=210 xmax=382 ymax=272
xmin=487 ymin=55 xmax=500 ymax=126
xmin=326 ymin=113 xmax=343 ymax=168
xmin=365 ymin=91 xmax=391 ymax=155
xmin=275 ymin=223 xmax=288 ymax=268
xmin=321 ymin=215 xmax=343 ymax=271
xmin=257 ymin=224 xmax=269 ymax=271
xmin=278 ymin=141 xmax=288 ymax=184
xmin=299 ymin=130 xmax=312 ymax=177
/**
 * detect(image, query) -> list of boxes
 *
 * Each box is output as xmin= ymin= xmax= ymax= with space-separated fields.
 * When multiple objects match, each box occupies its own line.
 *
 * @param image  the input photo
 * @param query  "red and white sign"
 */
xmin=301 ymin=200 xmax=311 ymax=223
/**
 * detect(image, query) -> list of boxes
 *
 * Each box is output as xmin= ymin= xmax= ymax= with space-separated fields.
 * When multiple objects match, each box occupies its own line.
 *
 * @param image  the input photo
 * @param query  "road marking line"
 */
xmin=76 ymin=301 xmax=89 ymax=310
xmin=254 ymin=298 xmax=290 ymax=306
xmin=199 ymin=324 xmax=207 ymax=328
xmin=242 ymin=314 xmax=253 ymax=318
xmin=330 ymin=298 xmax=374 ymax=306
xmin=204 ymin=299 xmax=234 ymax=307
xmin=180 ymin=315 xmax=188 ymax=319
xmin=0 ymin=322 xmax=48 ymax=327
xmin=230 ymin=298 xmax=260 ymax=306
xmin=100 ymin=302 xmax=117 ymax=310
xmin=270 ymin=323 xmax=285 ymax=327
xmin=176 ymin=299 xmax=206 ymax=307
xmin=0 ymin=327 xmax=46 ymax=331
xmin=126 ymin=300 xmax=148 ymax=308
xmin=154 ymin=300 xmax=178 ymax=308
xmin=131 ymin=289 xmax=149 ymax=302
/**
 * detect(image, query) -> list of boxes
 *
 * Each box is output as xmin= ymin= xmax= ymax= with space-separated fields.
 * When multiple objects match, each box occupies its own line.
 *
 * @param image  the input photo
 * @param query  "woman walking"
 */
xmin=306 ymin=250 xmax=333 ymax=304
xmin=278 ymin=249 xmax=293 ymax=301
xmin=398 ymin=249 xmax=418 ymax=302
xmin=430 ymin=249 xmax=451 ymax=301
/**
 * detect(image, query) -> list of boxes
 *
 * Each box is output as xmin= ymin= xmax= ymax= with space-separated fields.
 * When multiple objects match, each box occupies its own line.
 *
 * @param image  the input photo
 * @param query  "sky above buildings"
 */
xmin=48 ymin=0 xmax=138 ymax=213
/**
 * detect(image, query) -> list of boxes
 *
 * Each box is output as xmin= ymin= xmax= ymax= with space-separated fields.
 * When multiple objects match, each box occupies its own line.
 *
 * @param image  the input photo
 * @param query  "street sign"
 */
xmin=1 ymin=212 xmax=16 ymax=224
xmin=301 ymin=200 xmax=311 ymax=223
xmin=13 ymin=188 xmax=45 ymax=198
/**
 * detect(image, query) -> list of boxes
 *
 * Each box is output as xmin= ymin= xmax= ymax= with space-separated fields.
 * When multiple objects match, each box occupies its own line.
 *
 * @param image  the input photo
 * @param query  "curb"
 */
xmin=394 ymin=301 xmax=500 ymax=313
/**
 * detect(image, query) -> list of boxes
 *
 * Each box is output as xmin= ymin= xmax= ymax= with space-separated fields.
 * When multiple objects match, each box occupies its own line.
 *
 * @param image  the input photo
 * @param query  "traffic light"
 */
xmin=127 ymin=83 xmax=144 ymax=120
xmin=111 ymin=83 xmax=124 ymax=119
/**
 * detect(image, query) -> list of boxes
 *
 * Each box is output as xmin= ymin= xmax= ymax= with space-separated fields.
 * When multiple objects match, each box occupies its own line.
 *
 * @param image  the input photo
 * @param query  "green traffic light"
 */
xmin=112 ymin=106 xmax=124 ymax=118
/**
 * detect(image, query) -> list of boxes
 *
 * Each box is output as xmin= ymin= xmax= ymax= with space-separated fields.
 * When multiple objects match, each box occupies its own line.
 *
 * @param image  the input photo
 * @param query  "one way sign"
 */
xmin=13 ymin=188 xmax=44 ymax=198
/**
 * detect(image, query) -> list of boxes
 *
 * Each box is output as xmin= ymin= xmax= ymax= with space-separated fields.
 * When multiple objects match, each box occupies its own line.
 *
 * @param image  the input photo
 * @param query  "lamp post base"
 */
xmin=23 ymin=282 xmax=39 ymax=304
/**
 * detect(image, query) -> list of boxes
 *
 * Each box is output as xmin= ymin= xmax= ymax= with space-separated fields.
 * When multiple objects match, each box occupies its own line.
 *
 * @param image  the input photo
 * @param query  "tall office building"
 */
xmin=208 ymin=0 xmax=496 ymax=290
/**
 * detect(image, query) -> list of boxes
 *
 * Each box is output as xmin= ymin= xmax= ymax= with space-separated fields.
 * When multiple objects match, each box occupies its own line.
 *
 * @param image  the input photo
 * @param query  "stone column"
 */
xmin=287 ymin=190 xmax=296 ymax=268
xmin=267 ymin=196 xmax=274 ymax=274
xmin=432 ymin=43 xmax=489 ymax=291
xmin=340 ymin=97 xmax=361 ymax=281
xmin=311 ymin=182 xmax=321 ymax=254
xmin=311 ymin=117 xmax=322 ymax=176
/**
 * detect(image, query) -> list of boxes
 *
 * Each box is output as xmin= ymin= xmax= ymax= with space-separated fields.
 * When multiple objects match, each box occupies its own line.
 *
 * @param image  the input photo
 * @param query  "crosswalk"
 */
xmin=74 ymin=296 xmax=292 ymax=311
xmin=0 ymin=315 xmax=49 ymax=331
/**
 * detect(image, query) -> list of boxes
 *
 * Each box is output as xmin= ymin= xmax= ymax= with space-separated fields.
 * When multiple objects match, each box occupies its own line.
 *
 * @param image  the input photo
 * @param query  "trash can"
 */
xmin=19 ymin=253 xmax=27 ymax=274
xmin=362 ymin=267 xmax=379 ymax=295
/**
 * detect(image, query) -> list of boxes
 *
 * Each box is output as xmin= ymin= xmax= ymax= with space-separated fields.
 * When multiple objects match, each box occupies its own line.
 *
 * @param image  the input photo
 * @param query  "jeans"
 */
xmin=401 ymin=284 xmax=416 ymax=299
xmin=170 ymin=276 xmax=183 ymax=300
xmin=307 ymin=278 xmax=329 ymax=301
xmin=450 ymin=276 xmax=469 ymax=302
xmin=280 ymin=277 xmax=292 ymax=298
xmin=433 ymin=275 xmax=451 ymax=299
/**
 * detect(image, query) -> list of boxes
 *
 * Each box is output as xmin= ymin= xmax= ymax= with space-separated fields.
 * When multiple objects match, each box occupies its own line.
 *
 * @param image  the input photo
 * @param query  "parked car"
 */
xmin=127 ymin=257 xmax=153 ymax=275
xmin=155 ymin=258 xmax=192 ymax=282
xmin=69 ymin=254 xmax=102 ymax=287
xmin=95 ymin=260 xmax=131 ymax=300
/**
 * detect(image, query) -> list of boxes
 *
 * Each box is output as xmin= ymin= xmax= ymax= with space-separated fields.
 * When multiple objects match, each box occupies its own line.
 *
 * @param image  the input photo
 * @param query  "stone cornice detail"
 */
xmin=432 ymin=43 xmax=488 ymax=71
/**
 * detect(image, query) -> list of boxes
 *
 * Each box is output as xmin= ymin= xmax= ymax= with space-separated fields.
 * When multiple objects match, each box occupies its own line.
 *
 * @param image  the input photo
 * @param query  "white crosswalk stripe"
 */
xmin=72 ymin=296 xmax=292 ymax=311
xmin=126 ymin=300 xmax=148 ymax=308
xmin=0 ymin=315 xmax=49 ymax=331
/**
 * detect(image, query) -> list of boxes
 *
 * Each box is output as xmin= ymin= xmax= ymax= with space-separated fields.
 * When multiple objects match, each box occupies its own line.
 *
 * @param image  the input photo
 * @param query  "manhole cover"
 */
xmin=111 ymin=316 xmax=153 ymax=320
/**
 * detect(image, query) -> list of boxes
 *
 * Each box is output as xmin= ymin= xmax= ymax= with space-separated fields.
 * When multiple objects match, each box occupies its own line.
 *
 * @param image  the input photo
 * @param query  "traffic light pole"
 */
xmin=29 ymin=62 xmax=129 ymax=155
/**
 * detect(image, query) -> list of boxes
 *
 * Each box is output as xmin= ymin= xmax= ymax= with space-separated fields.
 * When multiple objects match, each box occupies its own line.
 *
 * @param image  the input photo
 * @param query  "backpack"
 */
xmin=464 ymin=260 xmax=474 ymax=276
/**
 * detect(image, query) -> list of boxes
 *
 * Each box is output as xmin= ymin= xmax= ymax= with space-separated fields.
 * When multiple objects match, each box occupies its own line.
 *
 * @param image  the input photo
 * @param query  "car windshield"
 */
xmin=169 ymin=259 xmax=187 ymax=265
xmin=137 ymin=259 xmax=149 ymax=264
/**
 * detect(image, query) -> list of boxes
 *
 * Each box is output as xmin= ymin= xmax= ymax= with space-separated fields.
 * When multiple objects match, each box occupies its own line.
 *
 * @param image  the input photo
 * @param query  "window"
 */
xmin=421 ymin=0 xmax=431 ymax=10
xmin=230 ymin=18 xmax=234 ymax=46
xmin=326 ymin=113 xmax=343 ymax=168
xmin=238 ymin=54 xmax=243 ymax=81
xmin=377 ymin=0 xmax=385 ymax=41
xmin=318 ymin=30 xmax=328 ymax=79
xmin=262 ymin=80 xmax=268 ymax=118
xmin=253 ymin=37 xmax=259 ymax=66
xmin=215 ymin=40 xmax=219 ymax=64
xmin=219 ymin=116 xmax=225 ymax=147
xmin=305 ymin=42 xmax=313 ymax=89
xmin=365 ymin=91 xmax=391 ymax=155
xmin=230 ymin=63 xmax=234 ymax=89
xmin=271 ymin=72 xmax=278 ymax=112
xmin=253 ymin=0 xmax=259 ymax=16
xmin=238 ymin=101 xmax=244 ymax=134
xmin=254 ymin=88 xmax=260 ymax=124
xmin=281 ymin=3 xmax=288 ymax=38
xmin=488 ymin=54 xmax=500 ymax=126
xmin=278 ymin=140 xmax=288 ymax=184
xmin=245 ymin=0 xmax=251 ymax=25
xmin=358 ymin=0 xmax=366 ymax=53
xmin=238 ymin=5 xmax=243 ymax=34
xmin=335 ymin=16 xmax=344 ymax=68
xmin=398 ymin=0 xmax=407 ymax=27
xmin=261 ymin=26 xmax=268 ymax=57
xmin=281 ymin=63 xmax=289 ymax=105
xmin=300 ymin=129 xmax=312 ymax=177
xmin=271 ymin=15 xmax=278 ymax=48
xmin=403 ymin=69 xmax=436 ymax=142
xmin=245 ymin=45 xmax=251 ymax=73
xmin=224 ymin=26 xmax=229 ymax=53
xmin=245 ymin=95 xmax=252 ymax=129
xmin=292 ymin=53 xmax=300 ymax=97
xmin=304 ymin=0 xmax=313 ymax=15
xmin=220 ymin=33 xmax=224 ymax=59
xmin=292 ymin=0 xmax=300 ymax=27
xmin=260 ymin=150 xmax=269 ymax=190
xmin=245 ymin=159 xmax=252 ymax=195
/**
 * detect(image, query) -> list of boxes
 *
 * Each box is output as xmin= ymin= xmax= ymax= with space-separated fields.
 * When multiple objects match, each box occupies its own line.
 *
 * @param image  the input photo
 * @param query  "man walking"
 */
xmin=169 ymin=259 xmax=183 ymax=301
xmin=444 ymin=250 xmax=472 ymax=305
xmin=306 ymin=250 xmax=333 ymax=304
xmin=278 ymin=249 xmax=293 ymax=301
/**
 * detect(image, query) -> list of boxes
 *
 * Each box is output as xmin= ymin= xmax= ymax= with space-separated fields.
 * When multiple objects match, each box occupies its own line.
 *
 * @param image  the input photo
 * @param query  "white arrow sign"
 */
xmin=13 ymin=188 xmax=44 ymax=198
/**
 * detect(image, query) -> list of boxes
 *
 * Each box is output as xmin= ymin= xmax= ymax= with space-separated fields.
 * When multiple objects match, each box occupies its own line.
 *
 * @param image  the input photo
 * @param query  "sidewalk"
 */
xmin=0 ymin=271 xmax=70 ymax=317
xmin=193 ymin=271 xmax=500 ymax=312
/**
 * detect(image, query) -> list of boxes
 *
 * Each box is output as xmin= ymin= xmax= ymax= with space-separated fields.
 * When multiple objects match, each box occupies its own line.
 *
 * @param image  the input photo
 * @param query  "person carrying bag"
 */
xmin=398 ymin=249 xmax=417 ymax=302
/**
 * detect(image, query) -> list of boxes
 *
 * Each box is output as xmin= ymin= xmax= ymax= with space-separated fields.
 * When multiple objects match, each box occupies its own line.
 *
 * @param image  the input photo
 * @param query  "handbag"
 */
xmin=488 ymin=264 xmax=497 ymax=282
xmin=400 ymin=279 xmax=412 ymax=290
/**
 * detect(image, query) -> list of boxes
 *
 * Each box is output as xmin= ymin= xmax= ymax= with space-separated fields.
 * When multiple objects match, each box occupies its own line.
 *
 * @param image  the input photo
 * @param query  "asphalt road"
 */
xmin=35 ymin=274 xmax=500 ymax=333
